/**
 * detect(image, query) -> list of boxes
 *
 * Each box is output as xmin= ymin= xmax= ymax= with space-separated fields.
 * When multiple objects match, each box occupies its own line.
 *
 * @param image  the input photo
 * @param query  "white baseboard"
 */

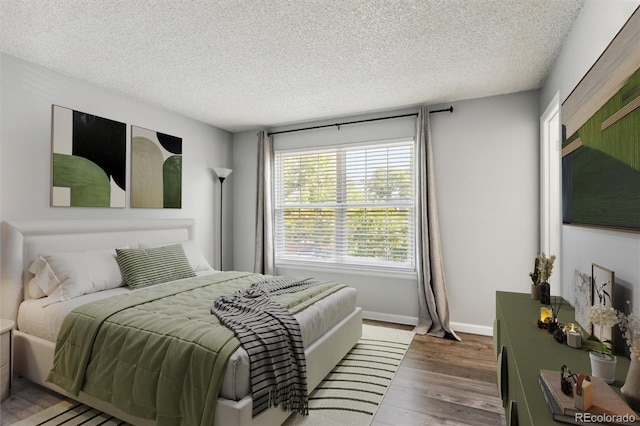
xmin=363 ymin=311 xmax=493 ymax=337
xmin=450 ymin=321 xmax=493 ymax=337
xmin=362 ymin=311 xmax=417 ymax=326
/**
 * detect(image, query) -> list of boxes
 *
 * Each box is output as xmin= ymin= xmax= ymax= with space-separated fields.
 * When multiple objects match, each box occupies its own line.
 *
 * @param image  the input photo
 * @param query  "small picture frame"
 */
xmin=591 ymin=263 xmax=615 ymax=349
xmin=573 ymin=269 xmax=592 ymax=333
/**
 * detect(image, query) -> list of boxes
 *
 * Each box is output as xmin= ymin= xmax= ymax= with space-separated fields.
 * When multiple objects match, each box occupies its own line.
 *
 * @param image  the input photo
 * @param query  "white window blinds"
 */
xmin=274 ymin=139 xmax=415 ymax=270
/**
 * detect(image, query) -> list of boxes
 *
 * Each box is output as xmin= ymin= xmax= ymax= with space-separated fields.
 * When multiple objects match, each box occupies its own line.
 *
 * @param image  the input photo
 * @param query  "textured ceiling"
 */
xmin=0 ymin=0 xmax=584 ymax=133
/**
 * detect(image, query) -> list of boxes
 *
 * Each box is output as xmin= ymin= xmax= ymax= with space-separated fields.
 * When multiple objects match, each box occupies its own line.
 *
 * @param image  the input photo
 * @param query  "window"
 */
xmin=274 ymin=138 xmax=415 ymax=270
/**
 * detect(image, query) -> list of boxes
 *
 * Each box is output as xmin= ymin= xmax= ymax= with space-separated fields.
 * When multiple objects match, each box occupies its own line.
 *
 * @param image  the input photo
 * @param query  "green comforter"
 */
xmin=47 ymin=271 xmax=345 ymax=426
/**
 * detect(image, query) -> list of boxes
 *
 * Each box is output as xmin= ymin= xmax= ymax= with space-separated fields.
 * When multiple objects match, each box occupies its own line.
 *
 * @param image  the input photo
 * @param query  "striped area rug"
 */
xmin=12 ymin=325 xmax=413 ymax=426
xmin=11 ymin=401 xmax=130 ymax=426
xmin=284 ymin=324 xmax=414 ymax=426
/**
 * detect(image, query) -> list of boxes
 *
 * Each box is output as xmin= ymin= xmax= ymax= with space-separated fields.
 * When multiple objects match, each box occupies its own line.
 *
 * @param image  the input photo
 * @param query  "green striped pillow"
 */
xmin=116 ymin=244 xmax=196 ymax=290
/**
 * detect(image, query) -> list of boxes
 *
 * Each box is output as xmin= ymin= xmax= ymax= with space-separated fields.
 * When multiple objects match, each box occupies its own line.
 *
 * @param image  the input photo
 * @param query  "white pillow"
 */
xmin=27 ymin=278 xmax=47 ymax=299
xmin=138 ymin=241 xmax=213 ymax=272
xmin=27 ymin=255 xmax=60 ymax=298
xmin=28 ymin=249 xmax=126 ymax=301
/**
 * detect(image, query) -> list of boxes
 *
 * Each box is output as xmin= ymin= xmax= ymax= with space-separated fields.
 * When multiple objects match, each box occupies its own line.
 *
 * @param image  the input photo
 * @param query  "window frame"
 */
xmin=273 ymin=137 xmax=417 ymax=272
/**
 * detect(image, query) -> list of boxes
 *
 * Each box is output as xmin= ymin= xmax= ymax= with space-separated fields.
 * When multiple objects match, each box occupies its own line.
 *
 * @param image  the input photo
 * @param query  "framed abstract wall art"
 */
xmin=561 ymin=10 xmax=640 ymax=231
xmin=51 ymin=105 xmax=126 ymax=208
xmin=131 ymin=125 xmax=182 ymax=208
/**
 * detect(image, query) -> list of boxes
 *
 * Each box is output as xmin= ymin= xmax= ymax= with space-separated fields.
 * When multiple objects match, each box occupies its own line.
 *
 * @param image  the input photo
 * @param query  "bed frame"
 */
xmin=0 ymin=219 xmax=362 ymax=426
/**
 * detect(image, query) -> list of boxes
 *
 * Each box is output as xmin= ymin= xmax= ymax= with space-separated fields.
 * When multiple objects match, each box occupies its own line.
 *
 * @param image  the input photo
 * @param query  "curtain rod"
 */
xmin=267 ymin=106 xmax=453 ymax=136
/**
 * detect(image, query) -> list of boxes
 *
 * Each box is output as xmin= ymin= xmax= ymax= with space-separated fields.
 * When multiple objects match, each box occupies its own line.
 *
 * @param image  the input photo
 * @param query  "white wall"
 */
xmin=232 ymin=129 xmax=259 ymax=273
xmin=540 ymin=0 xmax=640 ymax=315
xmin=232 ymin=91 xmax=540 ymax=335
xmin=431 ymin=91 xmax=539 ymax=333
xmin=0 ymin=54 xmax=234 ymax=269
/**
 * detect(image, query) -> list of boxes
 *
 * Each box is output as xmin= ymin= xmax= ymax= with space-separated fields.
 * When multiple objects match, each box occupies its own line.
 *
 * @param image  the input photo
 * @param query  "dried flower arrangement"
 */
xmin=536 ymin=252 xmax=556 ymax=282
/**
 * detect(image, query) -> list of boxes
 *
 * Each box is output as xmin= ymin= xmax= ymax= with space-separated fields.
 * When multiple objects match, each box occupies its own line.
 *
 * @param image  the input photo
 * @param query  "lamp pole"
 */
xmin=213 ymin=168 xmax=232 ymax=270
xmin=218 ymin=176 xmax=225 ymax=270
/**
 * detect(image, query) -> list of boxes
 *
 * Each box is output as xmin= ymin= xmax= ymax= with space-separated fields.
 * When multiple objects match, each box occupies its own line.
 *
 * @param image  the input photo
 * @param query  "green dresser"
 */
xmin=495 ymin=291 xmax=631 ymax=425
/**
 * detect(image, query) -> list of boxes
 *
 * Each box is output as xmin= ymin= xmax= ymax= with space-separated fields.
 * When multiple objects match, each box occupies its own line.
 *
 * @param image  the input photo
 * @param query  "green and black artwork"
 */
xmin=131 ymin=125 xmax=182 ymax=209
xmin=51 ymin=105 xmax=126 ymax=208
xmin=562 ymin=67 xmax=640 ymax=230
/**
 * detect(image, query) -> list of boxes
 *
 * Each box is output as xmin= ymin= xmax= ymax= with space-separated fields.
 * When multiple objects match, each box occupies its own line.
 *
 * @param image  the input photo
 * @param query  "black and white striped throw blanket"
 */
xmin=210 ymin=276 xmax=320 ymax=417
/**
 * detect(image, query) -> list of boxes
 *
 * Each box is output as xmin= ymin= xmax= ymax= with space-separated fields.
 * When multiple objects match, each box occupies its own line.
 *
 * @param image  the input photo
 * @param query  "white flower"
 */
xmin=617 ymin=311 xmax=640 ymax=359
xmin=588 ymin=304 xmax=618 ymax=327
xmin=588 ymin=304 xmax=617 ymax=358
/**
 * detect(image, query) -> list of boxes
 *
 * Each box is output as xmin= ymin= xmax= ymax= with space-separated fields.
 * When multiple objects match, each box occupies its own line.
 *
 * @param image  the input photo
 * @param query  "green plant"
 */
xmin=529 ymin=256 xmax=540 ymax=285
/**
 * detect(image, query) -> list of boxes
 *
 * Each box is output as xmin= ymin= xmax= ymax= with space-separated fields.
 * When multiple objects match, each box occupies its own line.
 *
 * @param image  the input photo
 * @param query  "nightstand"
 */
xmin=1 ymin=319 xmax=14 ymax=402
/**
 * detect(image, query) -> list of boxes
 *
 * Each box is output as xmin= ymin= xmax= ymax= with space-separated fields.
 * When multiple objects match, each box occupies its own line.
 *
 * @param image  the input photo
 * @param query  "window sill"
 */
xmin=275 ymin=260 xmax=417 ymax=280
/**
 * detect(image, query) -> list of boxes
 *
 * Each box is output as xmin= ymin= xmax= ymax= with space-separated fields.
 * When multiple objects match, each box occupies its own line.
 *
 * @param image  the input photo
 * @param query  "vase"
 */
xmin=539 ymin=281 xmax=550 ymax=305
xmin=590 ymin=352 xmax=617 ymax=384
xmin=621 ymin=355 xmax=640 ymax=411
xmin=531 ymin=284 xmax=540 ymax=300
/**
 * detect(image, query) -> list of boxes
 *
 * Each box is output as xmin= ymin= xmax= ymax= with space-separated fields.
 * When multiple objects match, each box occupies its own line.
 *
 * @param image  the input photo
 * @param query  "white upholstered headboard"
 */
xmin=1 ymin=219 xmax=196 ymax=322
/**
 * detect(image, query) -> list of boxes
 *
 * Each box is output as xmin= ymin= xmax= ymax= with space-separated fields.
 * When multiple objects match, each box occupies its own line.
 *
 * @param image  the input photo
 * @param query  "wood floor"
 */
xmin=0 ymin=321 xmax=505 ymax=425
xmin=367 ymin=320 xmax=505 ymax=425
xmin=0 ymin=375 xmax=71 ymax=425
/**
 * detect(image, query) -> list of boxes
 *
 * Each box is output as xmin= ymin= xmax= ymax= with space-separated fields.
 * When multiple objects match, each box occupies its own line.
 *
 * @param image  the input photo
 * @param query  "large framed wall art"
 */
xmin=131 ymin=125 xmax=183 ymax=209
xmin=51 ymin=105 xmax=126 ymax=208
xmin=561 ymin=9 xmax=640 ymax=231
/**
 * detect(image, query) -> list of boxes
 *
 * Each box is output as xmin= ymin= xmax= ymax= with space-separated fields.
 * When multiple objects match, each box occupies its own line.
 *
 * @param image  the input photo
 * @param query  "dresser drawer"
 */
xmin=0 ymin=362 xmax=9 ymax=401
xmin=0 ymin=332 xmax=9 ymax=367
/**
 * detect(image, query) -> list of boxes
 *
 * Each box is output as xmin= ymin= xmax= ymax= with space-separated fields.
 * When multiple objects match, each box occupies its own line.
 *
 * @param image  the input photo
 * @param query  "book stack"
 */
xmin=538 ymin=369 xmax=639 ymax=425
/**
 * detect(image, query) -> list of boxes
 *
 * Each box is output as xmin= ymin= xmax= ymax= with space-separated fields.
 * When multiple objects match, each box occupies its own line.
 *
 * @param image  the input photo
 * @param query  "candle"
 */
xmin=567 ymin=331 xmax=582 ymax=348
xmin=564 ymin=323 xmax=578 ymax=332
xmin=540 ymin=306 xmax=552 ymax=321
xmin=563 ymin=323 xmax=583 ymax=348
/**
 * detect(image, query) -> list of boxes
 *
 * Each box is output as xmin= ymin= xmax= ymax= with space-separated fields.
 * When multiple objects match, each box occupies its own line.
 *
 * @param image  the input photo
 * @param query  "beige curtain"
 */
xmin=254 ymin=130 xmax=276 ymax=275
xmin=415 ymin=107 xmax=459 ymax=340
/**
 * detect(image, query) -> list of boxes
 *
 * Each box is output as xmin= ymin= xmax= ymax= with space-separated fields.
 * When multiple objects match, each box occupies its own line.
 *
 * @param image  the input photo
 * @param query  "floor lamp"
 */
xmin=213 ymin=167 xmax=232 ymax=271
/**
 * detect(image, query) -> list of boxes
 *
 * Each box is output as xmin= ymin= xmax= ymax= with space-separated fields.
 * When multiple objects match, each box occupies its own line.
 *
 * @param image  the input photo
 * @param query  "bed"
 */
xmin=0 ymin=219 xmax=362 ymax=426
